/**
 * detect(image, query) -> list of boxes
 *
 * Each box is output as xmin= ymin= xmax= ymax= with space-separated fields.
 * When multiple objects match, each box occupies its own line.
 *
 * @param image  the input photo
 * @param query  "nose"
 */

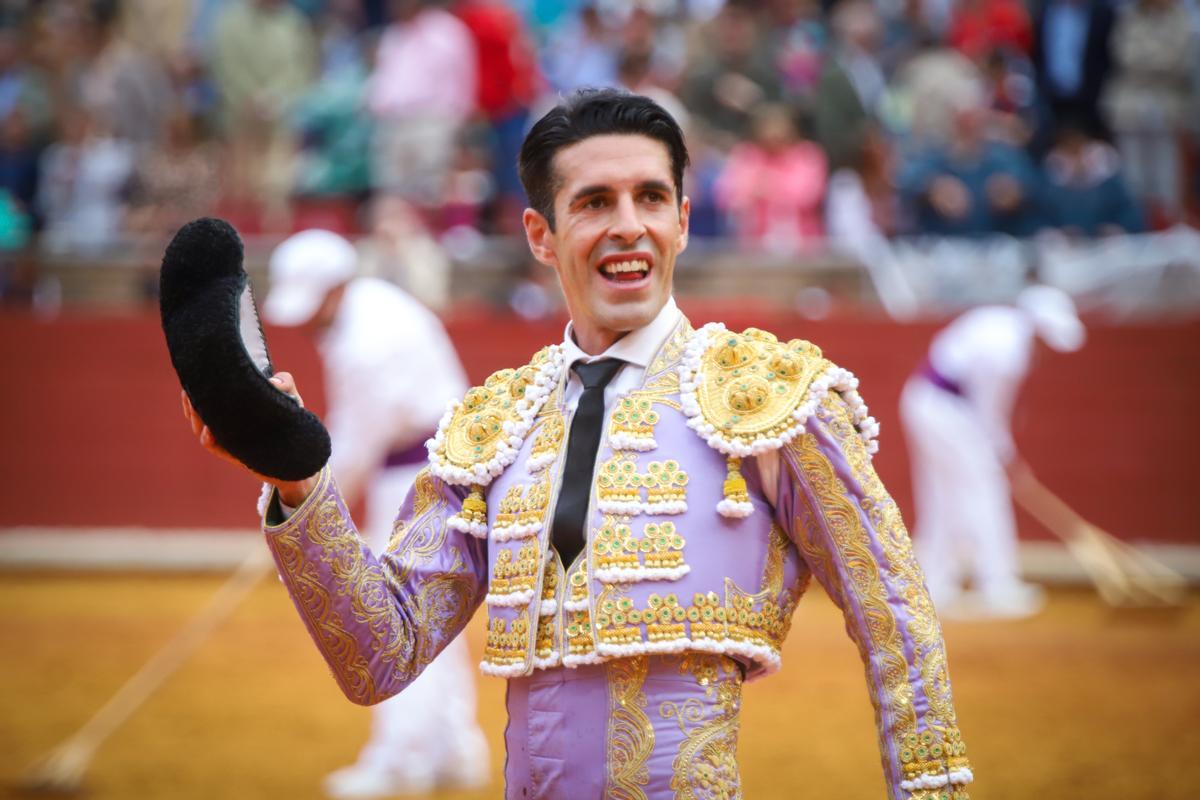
xmin=608 ymin=193 xmax=646 ymax=244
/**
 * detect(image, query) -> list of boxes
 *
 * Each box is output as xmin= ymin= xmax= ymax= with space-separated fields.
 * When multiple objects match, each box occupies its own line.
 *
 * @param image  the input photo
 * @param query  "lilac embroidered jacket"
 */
xmin=262 ymin=318 xmax=973 ymax=800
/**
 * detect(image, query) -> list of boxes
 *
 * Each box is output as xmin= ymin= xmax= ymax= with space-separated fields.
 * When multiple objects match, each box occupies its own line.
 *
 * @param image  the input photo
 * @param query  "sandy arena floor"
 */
xmin=1 ymin=572 xmax=1197 ymax=799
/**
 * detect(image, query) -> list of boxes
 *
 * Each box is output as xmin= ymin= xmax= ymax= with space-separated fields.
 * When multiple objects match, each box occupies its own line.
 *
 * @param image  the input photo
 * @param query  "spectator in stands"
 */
xmin=980 ymin=46 xmax=1045 ymax=148
xmin=0 ymin=26 xmax=54 ymax=148
xmin=682 ymin=0 xmax=784 ymax=149
xmin=119 ymin=0 xmax=194 ymax=62
xmin=540 ymin=5 xmax=618 ymax=93
xmin=358 ymin=193 xmax=453 ymax=311
xmin=37 ymin=109 xmax=134 ymax=255
xmin=617 ymin=50 xmax=689 ymax=134
xmin=291 ymin=0 xmax=373 ymax=198
xmin=946 ymin=0 xmax=1032 ymax=60
xmin=715 ymin=103 xmax=827 ymax=253
xmin=367 ymin=0 xmax=476 ymax=207
xmin=0 ymin=109 xmax=41 ymax=232
xmin=617 ymin=7 xmax=687 ymax=92
xmin=891 ymin=41 xmax=984 ymax=145
xmin=896 ymin=96 xmax=1040 ymax=237
xmin=1037 ymin=119 xmax=1144 ymax=237
xmin=75 ymin=0 xmax=174 ymax=147
xmin=125 ymin=105 xmax=219 ymax=238
xmin=766 ymin=0 xmax=827 ymax=110
xmin=211 ymin=0 xmax=317 ymax=227
xmin=813 ymin=0 xmax=885 ymax=171
xmin=1103 ymin=0 xmax=1197 ymax=225
xmin=1031 ymin=0 xmax=1115 ymax=144
xmin=456 ymin=0 xmax=541 ymax=230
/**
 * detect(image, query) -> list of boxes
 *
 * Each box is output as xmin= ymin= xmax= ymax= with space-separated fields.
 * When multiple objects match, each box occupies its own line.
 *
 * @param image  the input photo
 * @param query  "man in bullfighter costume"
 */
xmin=186 ymin=89 xmax=973 ymax=799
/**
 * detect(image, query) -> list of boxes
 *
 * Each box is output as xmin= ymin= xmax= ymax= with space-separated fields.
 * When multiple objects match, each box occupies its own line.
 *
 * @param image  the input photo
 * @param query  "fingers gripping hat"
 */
xmin=160 ymin=218 xmax=331 ymax=480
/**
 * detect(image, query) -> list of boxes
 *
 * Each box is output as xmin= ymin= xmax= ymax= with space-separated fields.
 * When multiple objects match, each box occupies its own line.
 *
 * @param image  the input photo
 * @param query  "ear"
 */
xmin=677 ymin=195 xmax=691 ymax=255
xmin=523 ymin=208 xmax=559 ymax=269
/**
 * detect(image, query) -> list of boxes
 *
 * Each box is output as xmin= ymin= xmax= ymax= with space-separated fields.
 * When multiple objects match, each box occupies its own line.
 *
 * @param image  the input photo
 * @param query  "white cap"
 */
xmin=263 ymin=229 xmax=358 ymax=326
xmin=1017 ymin=285 xmax=1085 ymax=353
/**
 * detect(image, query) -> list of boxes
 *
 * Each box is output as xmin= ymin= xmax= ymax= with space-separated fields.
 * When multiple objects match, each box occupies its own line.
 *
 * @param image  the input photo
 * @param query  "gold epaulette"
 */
xmin=679 ymin=324 xmax=878 ymax=517
xmin=428 ymin=344 xmax=565 ymax=488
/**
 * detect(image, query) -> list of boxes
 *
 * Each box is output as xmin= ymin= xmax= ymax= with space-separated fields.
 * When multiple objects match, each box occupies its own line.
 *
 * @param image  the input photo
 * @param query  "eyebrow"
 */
xmin=568 ymin=180 xmax=675 ymax=206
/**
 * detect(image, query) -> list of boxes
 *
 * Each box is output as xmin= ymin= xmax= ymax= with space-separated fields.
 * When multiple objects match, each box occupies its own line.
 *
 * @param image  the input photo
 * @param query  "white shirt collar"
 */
xmin=561 ymin=296 xmax=681 ymax=369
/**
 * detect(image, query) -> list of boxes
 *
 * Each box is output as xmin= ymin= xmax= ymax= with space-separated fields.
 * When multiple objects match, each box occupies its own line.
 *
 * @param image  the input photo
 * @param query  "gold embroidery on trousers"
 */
xmin=605 ymin=656 xmax=653 ymax=800
xmin=661 ymin=654 xmax=743 ymax=800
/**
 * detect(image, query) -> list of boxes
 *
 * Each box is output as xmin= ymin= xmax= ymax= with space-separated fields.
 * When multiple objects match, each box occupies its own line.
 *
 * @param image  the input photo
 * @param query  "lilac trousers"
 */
xmin=503 ymin=655 xmax=745 ymax=799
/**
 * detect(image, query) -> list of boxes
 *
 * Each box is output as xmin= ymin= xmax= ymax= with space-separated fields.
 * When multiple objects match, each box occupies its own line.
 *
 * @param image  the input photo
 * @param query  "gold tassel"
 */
xmin=461 ymin=483 xmax=487 ymax=525
xmin=723 ymin=457 xmax=750 ymax=504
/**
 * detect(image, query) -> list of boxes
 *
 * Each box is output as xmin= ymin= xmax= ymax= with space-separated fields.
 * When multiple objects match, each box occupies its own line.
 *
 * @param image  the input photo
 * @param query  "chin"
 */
xmin=597 ymin=297 xmax=661 ymax=333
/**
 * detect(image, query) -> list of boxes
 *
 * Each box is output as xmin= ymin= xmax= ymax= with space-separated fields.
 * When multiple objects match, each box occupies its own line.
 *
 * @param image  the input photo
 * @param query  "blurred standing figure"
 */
xmin=682 ymin=1 xmax=784 ymax=149
xmin=1030 ymin=0 xmax=1114 ymax=143
xmin=1103 ymin=0 xmax=1197 ymax=224
xmin=211 ymin=0 xmax=317 ymax=226
xmin=263 ymin=230 xmax=489 ymax=798
xmin=813 ymin=0 xmax=886 ymax=172
xmin=900 ymin=286 xmax=1085 ymax=618
xmin=367 ymin=0 xmax=476 ymax=205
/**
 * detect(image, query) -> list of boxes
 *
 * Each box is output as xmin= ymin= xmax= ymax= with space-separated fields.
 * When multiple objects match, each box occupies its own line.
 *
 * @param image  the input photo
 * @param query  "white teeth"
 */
xmin=601 ymin=259 xmax=649 ymax=275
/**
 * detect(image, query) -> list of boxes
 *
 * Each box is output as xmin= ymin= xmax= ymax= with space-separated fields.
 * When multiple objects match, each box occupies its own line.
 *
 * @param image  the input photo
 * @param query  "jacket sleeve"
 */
xmin=774 ymin=389 xmax=973 ymax=800
xmin=261 ymin=465 xmax=488 ymax=705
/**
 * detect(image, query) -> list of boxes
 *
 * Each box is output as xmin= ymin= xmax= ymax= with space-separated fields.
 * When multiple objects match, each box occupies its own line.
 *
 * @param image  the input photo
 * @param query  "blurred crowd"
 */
xmin=0 ymin=0 xmax=1198 ymax=279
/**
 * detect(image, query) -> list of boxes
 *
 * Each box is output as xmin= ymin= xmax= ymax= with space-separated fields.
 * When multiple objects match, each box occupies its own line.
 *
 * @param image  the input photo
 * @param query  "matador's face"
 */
xmin=524 ymin=134 xmax=689 ymax=353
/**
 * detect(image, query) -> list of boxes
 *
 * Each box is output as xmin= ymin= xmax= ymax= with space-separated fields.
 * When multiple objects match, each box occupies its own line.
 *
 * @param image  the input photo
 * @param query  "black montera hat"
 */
xmin=160 ymin=218 xmax=331 ymax=481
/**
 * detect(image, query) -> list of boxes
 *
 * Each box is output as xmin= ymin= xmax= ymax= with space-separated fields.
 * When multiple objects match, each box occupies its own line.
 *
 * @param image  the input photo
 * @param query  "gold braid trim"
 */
xmin=663 ymin=655 xmax=744 ymax=800
xmin=605 ymin=656 xmax=654 ymax=799
xmin=786 ymin=432 xmax=917 ymax=773
xmin=815 ymin=394 xmax=961 ymax=730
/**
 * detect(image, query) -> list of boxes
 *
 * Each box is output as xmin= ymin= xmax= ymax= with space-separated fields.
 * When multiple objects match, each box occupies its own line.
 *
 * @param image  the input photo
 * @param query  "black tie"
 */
xmin=550 ymin=358 xmax=624 ymax=569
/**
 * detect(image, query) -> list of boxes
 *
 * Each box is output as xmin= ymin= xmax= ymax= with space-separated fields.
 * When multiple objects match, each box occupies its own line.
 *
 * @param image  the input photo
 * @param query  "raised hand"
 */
xmin=181 ymin=371 xmax=320 ymax=507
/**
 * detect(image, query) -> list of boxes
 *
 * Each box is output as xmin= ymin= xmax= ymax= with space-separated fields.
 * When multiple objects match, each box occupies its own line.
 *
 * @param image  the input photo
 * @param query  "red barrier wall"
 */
xmin=1 ymin=303 xmax=1196 ymax=543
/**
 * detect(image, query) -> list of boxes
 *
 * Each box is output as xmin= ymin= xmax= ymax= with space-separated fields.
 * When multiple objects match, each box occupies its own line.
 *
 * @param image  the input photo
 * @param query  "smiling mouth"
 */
xmin=599 ymin=259 xmax=651 ymax=284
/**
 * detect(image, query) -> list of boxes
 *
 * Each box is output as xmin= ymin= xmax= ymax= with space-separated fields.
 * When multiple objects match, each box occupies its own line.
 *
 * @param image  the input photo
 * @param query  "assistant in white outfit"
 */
xmin=900 ymin=286 xmax=1085 ymax=618
xmin=264 ymin=230 xmax=489 ymax=797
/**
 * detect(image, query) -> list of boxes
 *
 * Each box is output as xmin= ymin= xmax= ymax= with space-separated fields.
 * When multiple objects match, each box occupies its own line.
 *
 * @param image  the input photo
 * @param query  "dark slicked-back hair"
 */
xmin=519 ymin=88 xmax=690 ymax=229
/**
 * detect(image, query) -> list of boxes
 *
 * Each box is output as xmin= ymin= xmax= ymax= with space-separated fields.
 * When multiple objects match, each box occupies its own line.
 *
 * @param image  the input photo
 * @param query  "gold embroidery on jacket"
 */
xmin=528 ymin=413 xmax=565 ymax=467
xmin=662 ymin=654 xmax=743 ymax=800
xmin=814 ymin=394 xmax=972 ymax=789
xmin=787 ymin=430 xmax=917 ymax=749
xmin=484 ymin=608 xmax=530 ymax=667
xmin=597 ymin=455 xmax=644 ymax=508
xmin=605 ymin=655 xmax=653 ymax=800
xmin=593 ymin=521 xmax=686 ymax=574
xmin=492 ymin=479 xmax=551 ymax=539
xmin=644 ymin=460 xmax=689 ymax=511
xmin=723 ymin=580 xmax=796 ymax=655
xmin=609 ymin=395 xmax=661 ymax=447
xmin=386 ymin=468 xmax=445 ymax=566
xmin=488 ymin=539 xmax=541 ymax=598
xmin=272 ymin=498 xmax=395 ymax=703
xmin=273 ymin=483 xmax=478 ymax=703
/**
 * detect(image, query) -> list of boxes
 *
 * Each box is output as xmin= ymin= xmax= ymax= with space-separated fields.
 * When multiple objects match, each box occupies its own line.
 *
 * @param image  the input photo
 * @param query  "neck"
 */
xmin=572 ymin=324 xmax=625 ymax=356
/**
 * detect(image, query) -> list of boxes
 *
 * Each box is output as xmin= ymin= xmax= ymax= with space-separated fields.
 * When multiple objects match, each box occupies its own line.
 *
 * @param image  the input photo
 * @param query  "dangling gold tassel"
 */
xmin=718 ymin=457 xmax=754 ymax=518
xmin=462 ymin=483 xmax=487 ymax=523
xmin=450 ymin=483 xmax=489 ymax=537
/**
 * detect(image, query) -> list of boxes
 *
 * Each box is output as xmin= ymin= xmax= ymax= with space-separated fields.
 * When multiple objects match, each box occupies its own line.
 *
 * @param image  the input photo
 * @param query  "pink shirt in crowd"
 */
xmin=716 ymin=141 xmax=828 ymax=251
xmin=367 ymin=8 xmax=478 ymax=122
